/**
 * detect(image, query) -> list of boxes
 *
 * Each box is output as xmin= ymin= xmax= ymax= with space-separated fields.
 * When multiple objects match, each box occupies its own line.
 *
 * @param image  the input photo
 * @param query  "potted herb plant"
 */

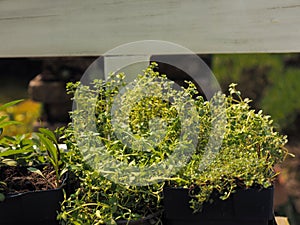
xmin=58 ymin=62 xmax=201 ymax=225
xmin=0 ymin=100 xmax=67 ymax=225
xmin=58 ymin=62 xmax=289 ymax=225
xmin=162 ymin=83 xmax=290 ymax=225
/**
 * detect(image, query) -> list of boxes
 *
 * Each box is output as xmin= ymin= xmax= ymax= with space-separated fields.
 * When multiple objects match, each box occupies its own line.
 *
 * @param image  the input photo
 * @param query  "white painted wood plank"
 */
xmin=0 ymin=0 xmax=300 ymax=57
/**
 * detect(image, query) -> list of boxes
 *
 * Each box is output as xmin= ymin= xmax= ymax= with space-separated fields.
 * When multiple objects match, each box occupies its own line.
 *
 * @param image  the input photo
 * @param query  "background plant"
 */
xmin=0 ymin=99 xmax=41 ymax=136
xmin=213 ymin=53 xmax=300 ymax=134
xmin=0 ymin=100 xmax=34 ymax=166
xmin=0 ymin=100 xmax=67 ymax=201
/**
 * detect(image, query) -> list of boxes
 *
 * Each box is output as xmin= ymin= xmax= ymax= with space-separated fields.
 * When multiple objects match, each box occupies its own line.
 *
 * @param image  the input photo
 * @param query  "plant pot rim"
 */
xmin=6 ymin=182 xmax=66 ymax=198
xmin=163 ymin=184 xmax=274 ymax=191
xmin=1 ymin=166 xmax=68 ymax=198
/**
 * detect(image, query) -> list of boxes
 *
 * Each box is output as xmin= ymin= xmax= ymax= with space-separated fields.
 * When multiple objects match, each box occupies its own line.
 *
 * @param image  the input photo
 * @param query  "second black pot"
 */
xmin=0 ymin=166 xmax=67 ymax=225
xmin=0 ymin=187 xmax=64 ymax=225
xmin=163 ymin=186 xmax=275 ymax=225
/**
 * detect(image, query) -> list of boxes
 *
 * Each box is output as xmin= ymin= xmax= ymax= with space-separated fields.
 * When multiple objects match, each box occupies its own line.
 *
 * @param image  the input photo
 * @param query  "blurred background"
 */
xmin=0 ymin=58 xmax=42 ymax=136
xmin=0 ymin=54 xmax=299 ymax=224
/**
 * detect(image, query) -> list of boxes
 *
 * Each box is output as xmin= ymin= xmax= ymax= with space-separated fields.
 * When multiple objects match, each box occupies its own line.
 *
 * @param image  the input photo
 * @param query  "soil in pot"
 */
xmin=0 ymin=165 xmax=57 ymax=194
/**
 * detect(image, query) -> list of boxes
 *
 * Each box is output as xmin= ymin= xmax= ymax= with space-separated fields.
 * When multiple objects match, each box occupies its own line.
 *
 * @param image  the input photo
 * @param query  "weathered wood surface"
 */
xmin=0 ymin=0 xmax=300 ymax=57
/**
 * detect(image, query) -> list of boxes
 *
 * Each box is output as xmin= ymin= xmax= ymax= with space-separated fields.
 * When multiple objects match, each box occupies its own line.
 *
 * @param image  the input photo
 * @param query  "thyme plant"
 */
xmin=166 ymin=83 xmax=289 ymax=212
xmin=59 ymin=63 xmax=289 ymax=224
xmin=59 ymin=63 xmax=199 ymax=224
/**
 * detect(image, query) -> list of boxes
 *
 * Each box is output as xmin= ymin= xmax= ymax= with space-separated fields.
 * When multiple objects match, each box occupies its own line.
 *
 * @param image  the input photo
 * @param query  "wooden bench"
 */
xmin=0 ymin=0 xmax=300 ymax=57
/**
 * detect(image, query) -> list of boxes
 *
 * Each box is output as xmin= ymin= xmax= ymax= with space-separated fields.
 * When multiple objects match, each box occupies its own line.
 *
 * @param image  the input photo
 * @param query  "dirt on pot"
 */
xmin=0 ymin=165 xmax=57 ymax=194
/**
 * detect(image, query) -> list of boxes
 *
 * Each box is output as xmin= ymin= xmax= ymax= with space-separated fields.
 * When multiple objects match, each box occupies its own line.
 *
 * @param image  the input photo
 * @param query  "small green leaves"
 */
xmin=36 ymin=131 xmax=59 ymax=163
xmin=0 ymin=193 xmax=5 ymax=202
xmin=28 ymin=167 xmax=45 ymax=178
xmin=1 ymin=158 xmax=17 ymax=166
xmin=0 ymin=99 xmax=23 ymax=111
xmin=0 ymin=148 xmax=34 ymax=157
xmin=95 ymin=210 xmax=101 ymax=218
xmin=35 ymin=128 xmax=65 ymax=187
xmin=38 ymin=128 xmax=58 ymax=144
xmin=27 ymin=167 xmax=56 ymax=189
xmin=180 ymin=83 xmax=288 ymax=212
xmin=106 ymin=218 xmax=117 ymax=225
xmin=59 ymin=64 xmax=289 ymax=223
xmin=0 ymin=100 xmax=23 ymax=130
xmin=0 ymin=132 xmax=37 ymax=168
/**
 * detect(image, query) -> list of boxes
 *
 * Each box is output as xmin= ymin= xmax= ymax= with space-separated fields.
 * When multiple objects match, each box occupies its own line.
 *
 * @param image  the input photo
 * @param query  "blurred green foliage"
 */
xmin=261 ymin=68 xmax=300 ymax=132
xmin=212 ymin=54 xmax=300 ymax=134
xmin=0 ymin=99 xmax=41 ymax=137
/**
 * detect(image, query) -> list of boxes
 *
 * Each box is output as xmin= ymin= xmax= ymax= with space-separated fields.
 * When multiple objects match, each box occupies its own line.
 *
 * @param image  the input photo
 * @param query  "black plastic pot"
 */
xmin=0 ymin=168 xmax=66 ymax=225
xmin=163 ymin=186 xmax=276 ymax=225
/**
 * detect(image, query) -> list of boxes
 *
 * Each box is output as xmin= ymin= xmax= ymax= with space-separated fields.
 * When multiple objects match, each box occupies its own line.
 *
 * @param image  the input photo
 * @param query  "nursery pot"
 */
xmin=0 ymin=166 xmax=67 ymax=225
xmin=163 ymin=186 xmax=275 ymax=225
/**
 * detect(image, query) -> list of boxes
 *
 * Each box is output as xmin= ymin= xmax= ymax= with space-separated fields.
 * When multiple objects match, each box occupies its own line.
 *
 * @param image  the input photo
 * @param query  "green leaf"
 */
xmin=27 ymin=167 xmax=46 ymax=179
xmin=38 ymin=128 xmax=58 ymax=144
xmin=96 ymin=210 xmax=101 ymax=218
xmin=0 ymin=120 xmax=22 ymax=128
xmin=2 ymin=158 xmax=17 ymax=166
xmin=1 ymin=135 xmax=16 ymax=142
xmin=73 ymin=222 xmax=81 ymax=225
xmin=36 ymin=133 xmax=58 ymax=164
xmin=0 ymin=116 xmax=7 ymax=123
xmin=0 ymin=148 xmax=34 ymax=157
xmin=0 ymin=193 xmax=5 ymax=202
xmin=0 ymin=99 xmax=23 ymax=111
xmin=60 ymin=167 xmax=68 ymax=177
xmin=106 ymin=218 xmax=117 ymax=225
